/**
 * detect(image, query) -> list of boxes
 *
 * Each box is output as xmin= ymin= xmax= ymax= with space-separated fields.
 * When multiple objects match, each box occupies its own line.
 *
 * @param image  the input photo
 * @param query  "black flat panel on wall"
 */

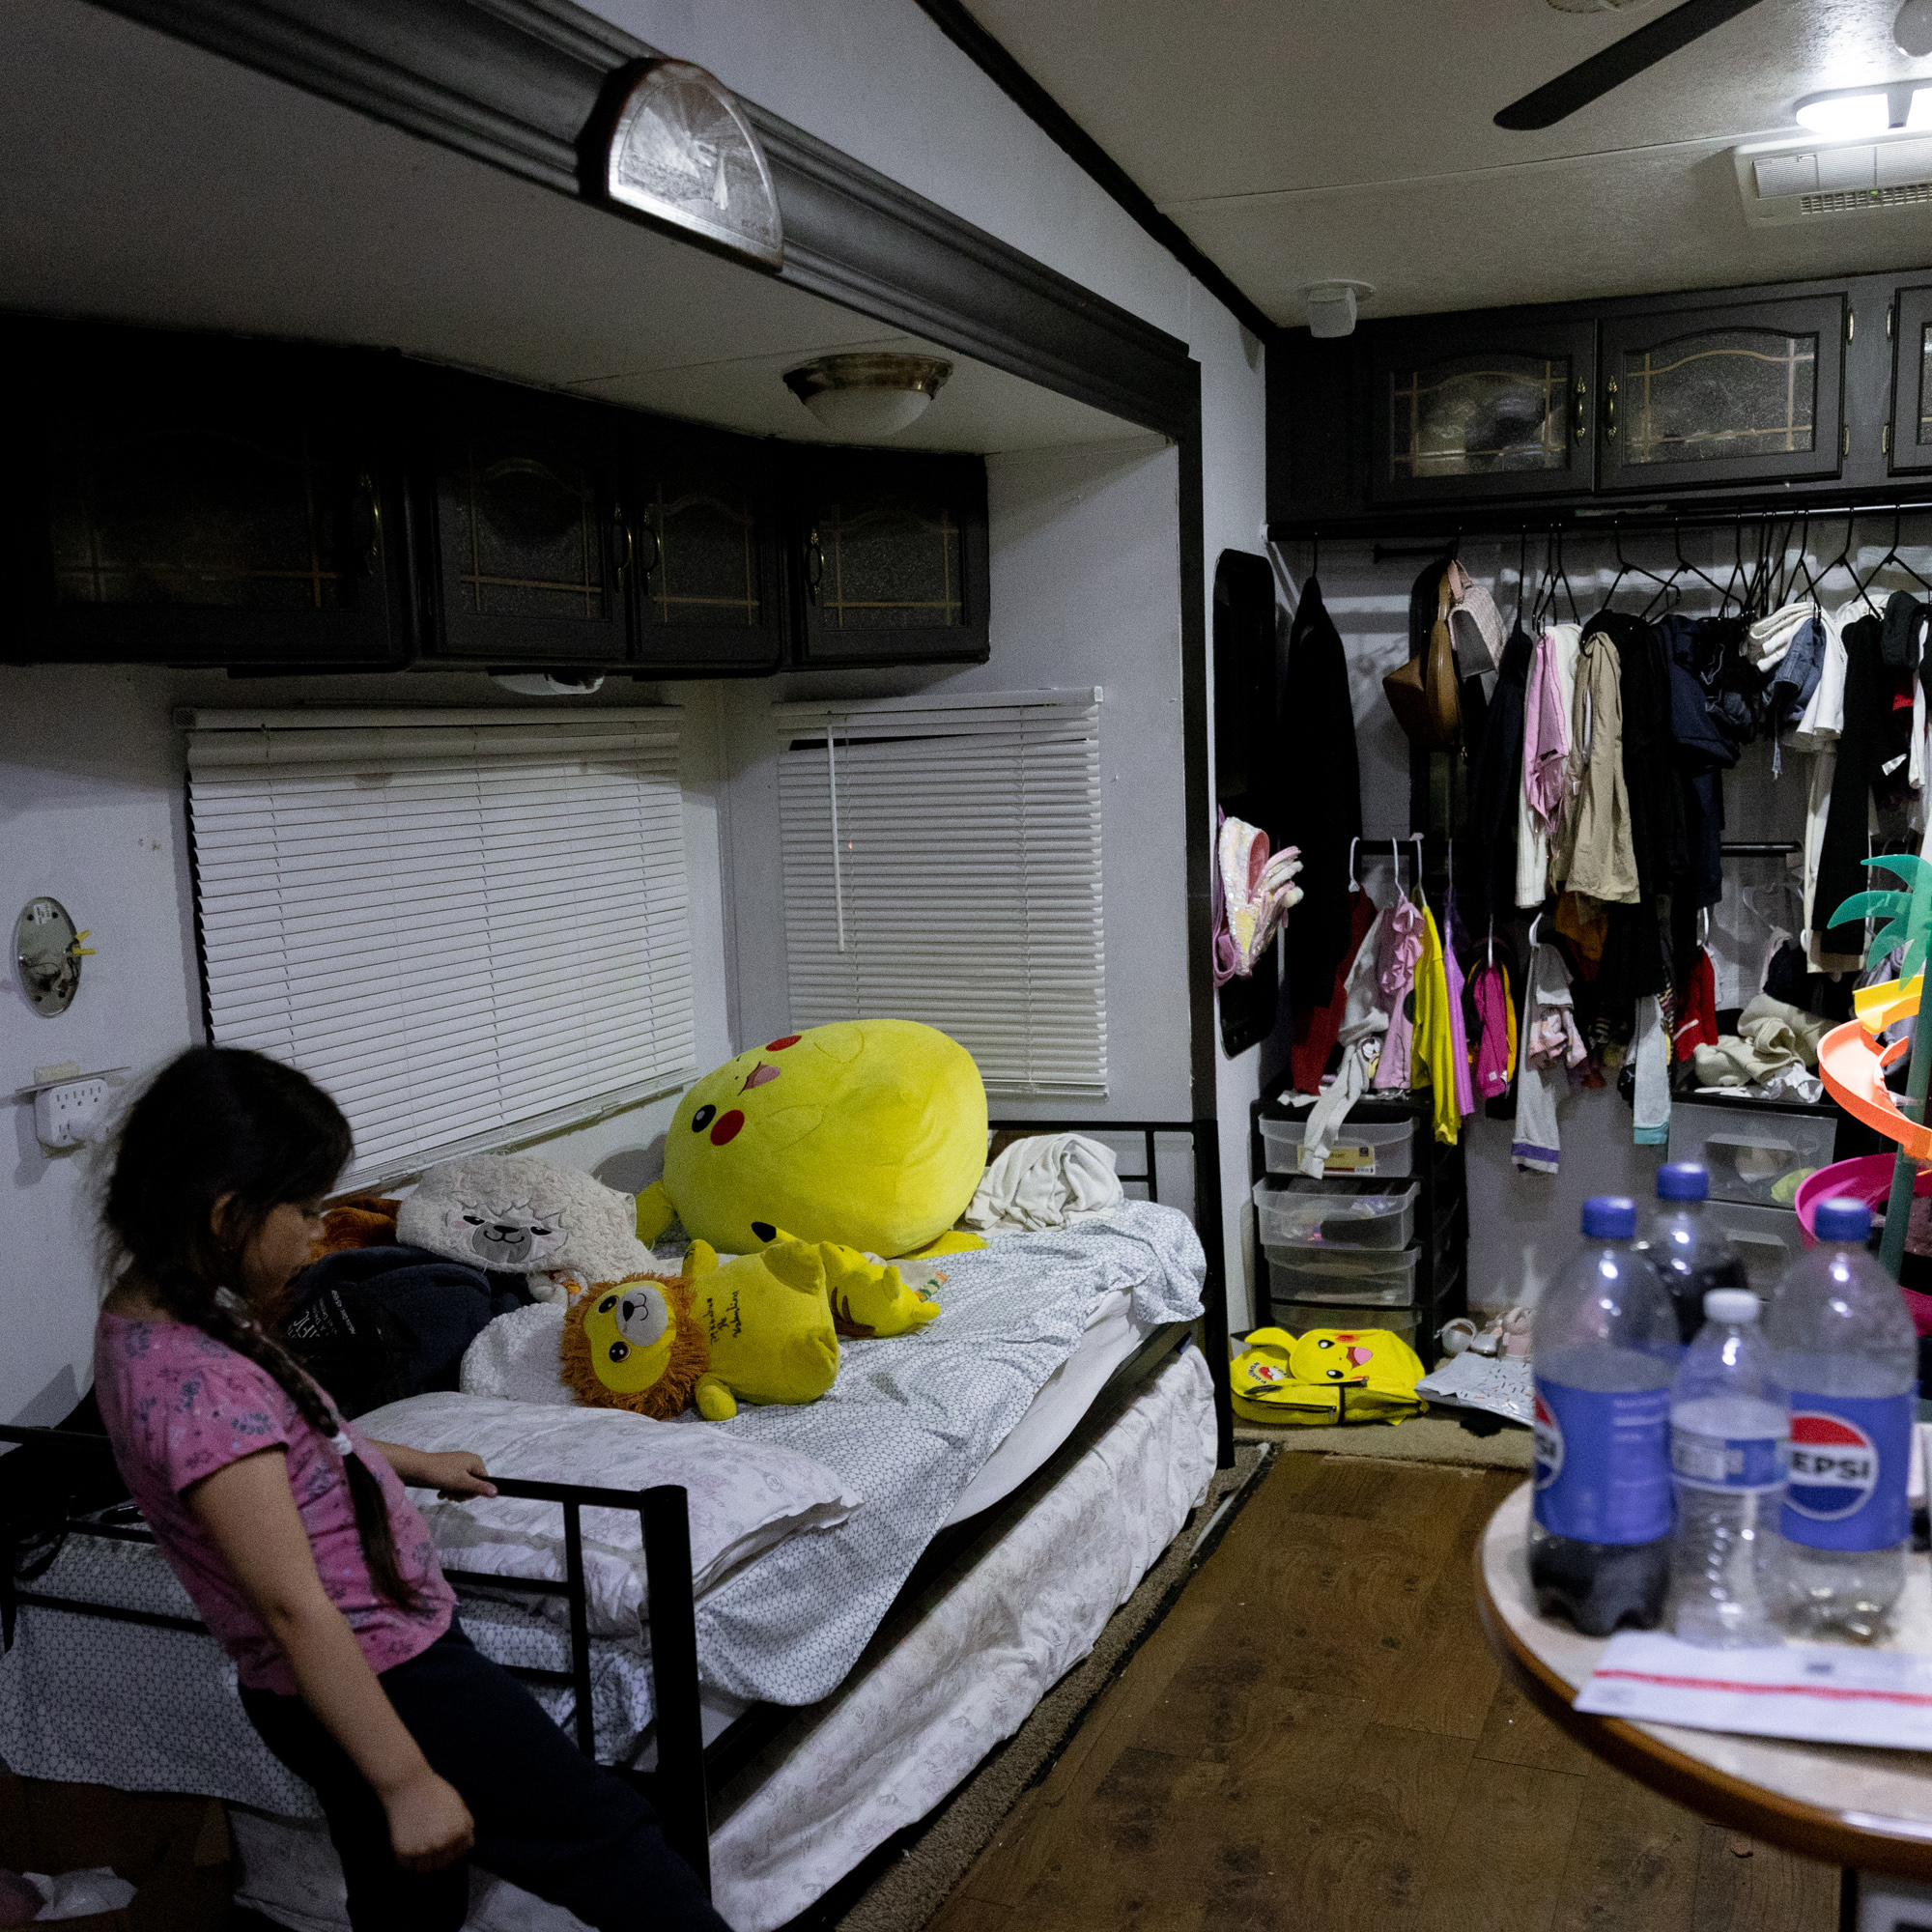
xmin=626 ymin=419 xmax=783 ymax=675
xmin=791 ymin=447 xmax=989 ymax=667
xmin=1369 ymin=315 xmax=1596 ymax=507
xmin=418 ymin=373 xmax=626 ymax=666
xmin=0 ymin=322 xmax=408 ymax=669
xmin=1597 ymin=294 xmax=1846 ymax=492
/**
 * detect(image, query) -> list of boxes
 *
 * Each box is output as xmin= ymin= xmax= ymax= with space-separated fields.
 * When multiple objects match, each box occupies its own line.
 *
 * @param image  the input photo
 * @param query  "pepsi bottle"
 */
xmin=1646 ymin=1162 xmax=1747 ymax=1345
xmin=1529 ymin=1196 xmax=1682 ymax=1636
xmin=1764 ymin=1197 xmax=1918 ymax=1641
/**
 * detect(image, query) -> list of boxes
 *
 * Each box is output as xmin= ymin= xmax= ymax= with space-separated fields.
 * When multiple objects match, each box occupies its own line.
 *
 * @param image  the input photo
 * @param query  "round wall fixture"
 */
xmin=15 ymin=896 xmax=90 ymax=1017
xmin=782 ymin=354 xmax=952 ymax=440
xmin=1899 ymin=0 xmax=1932 ymax=58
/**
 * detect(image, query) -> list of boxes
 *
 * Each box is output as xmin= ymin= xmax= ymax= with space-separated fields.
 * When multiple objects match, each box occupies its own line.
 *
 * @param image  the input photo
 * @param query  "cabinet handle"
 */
xmin=805 ymin=526 xmax=824 ymax=607
xmin=354 ymin=472 xmax=383 ymax=576
xmin=638 ymin=518 xmax=661 ymax=586
xmin=1605 ymin=378 xmax=1618 ymax=440
xmin=1573 ymin=378 xmax=1588 ymax=442
xmin=611 ymin=504 xmax=635 ymax=582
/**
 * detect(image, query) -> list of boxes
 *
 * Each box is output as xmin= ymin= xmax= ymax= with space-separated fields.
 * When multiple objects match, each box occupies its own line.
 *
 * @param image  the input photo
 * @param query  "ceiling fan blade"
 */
xmin=1494 ymin=0 xmax=1770 ymax=130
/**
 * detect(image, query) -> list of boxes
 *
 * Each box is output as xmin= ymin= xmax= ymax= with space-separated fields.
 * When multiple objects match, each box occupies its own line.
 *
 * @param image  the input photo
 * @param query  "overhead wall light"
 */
xmin=1795 ymin=83 xmax=1932 ymax=136
xmin=782 ymin=354 xmax=952 ymax=440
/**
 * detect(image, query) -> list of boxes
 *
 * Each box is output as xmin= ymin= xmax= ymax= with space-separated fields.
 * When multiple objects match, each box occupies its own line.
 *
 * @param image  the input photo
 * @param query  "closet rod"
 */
xmin=1719 ymin=841 xmax=1802 ymax=857
xmin=1273 ymin=497 xmax=1932 ymax=552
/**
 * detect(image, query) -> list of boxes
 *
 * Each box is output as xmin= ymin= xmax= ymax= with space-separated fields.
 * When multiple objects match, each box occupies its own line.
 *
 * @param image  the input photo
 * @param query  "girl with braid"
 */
xmin=93 ymin=1046 xmax=727 ymax=1932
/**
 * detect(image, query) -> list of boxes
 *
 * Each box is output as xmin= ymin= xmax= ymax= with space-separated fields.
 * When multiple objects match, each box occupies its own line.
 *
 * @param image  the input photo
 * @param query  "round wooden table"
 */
xmin=1475 ymin=1480 xmax=1932 ymax=1917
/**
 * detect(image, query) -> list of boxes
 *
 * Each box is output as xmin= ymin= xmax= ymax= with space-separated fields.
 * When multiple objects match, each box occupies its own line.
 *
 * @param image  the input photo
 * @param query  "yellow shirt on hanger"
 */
xmin=1410 ymin=906 xmax=1460 ymax=1146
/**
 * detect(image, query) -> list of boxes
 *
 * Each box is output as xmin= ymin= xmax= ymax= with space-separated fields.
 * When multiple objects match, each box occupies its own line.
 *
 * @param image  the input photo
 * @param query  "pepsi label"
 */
xmin=1781 ymin=1392 xmax=1914 ymax=1551
xmin=1670 ymin=1428 xmax=1786 ymax=1493
xmin=1533 ymin=1378 xmax=1673 ymax=1545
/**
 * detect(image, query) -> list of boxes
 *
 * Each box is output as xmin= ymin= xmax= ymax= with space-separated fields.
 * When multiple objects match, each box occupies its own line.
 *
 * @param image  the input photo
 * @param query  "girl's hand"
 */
xmin=383 ymin=1769 xmax=475 ymax=1871
xmin=416 ymin=1450 xmax=497 ymax=1500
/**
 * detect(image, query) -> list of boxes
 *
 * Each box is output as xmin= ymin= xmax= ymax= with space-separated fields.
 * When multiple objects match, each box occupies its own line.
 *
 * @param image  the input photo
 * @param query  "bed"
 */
xmin=0 ymin=1121 xmax=1235 ymax=1932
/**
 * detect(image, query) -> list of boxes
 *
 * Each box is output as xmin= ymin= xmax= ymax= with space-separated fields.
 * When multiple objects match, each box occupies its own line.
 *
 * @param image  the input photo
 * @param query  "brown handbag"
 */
xmin=1381 ymin=566 xmax=1463 ymax=749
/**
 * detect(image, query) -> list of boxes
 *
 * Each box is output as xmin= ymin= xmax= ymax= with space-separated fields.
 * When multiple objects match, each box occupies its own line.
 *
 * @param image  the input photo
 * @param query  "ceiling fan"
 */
xmin=1493 ymin=0 xmax=1770 ymax=130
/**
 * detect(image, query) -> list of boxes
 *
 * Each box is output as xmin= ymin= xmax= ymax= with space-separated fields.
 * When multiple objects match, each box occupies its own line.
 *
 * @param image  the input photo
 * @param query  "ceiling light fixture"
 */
xmin=1304 ymin=281 xmax=1375 ymax=340
xmin=782 ymin=354 xmax=952 ymax=440
xmin=1795 ymin=88 xmax=1893 ymax=137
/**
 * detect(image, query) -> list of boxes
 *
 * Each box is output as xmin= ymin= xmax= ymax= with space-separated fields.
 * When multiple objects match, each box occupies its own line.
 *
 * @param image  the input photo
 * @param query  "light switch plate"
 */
xmin=34 ymin=1077 xmax=110 ymax=1150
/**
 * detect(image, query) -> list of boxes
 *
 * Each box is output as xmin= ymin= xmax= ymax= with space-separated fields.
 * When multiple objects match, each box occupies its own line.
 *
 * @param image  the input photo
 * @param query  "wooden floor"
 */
xmin=929 ymin=1455 xmax=1837 ymax=1932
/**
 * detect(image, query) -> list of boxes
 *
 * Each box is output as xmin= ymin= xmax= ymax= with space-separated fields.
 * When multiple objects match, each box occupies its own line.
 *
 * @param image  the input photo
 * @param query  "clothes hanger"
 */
xmin=1719 ymin=517 xmax=1748 ymax=619
xmin=1549 ymin=527 xmax=1579 ymax=626
xmin=1516 ymin=526 xmax=1528 ymax=631
xmin=1347 ymin=835 xmax=1361 ymax=894
xmin=1407 ymin=832 xmax=1428 ymax=910
xmin=1856 ymin=504 xmax=1932 ymax=603
xmin=1813 ymin=511 xmax=1871 ymax=612
xmin=1606 ymin=518 xmax=1670 ymax=612
xmin=1671 ymin=518 xmax=1731 ymax=612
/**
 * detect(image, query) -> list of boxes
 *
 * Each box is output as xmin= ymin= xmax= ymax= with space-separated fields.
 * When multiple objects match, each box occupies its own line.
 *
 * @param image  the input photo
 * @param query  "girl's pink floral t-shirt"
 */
xmin=93 ymin=1312 xmax=453 ymax=1694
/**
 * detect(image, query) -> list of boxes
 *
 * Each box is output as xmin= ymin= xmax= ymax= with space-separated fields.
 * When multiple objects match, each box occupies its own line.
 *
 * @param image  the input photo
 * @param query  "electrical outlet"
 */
xmin=34 ymin=1077 xmax=110 ymax=1151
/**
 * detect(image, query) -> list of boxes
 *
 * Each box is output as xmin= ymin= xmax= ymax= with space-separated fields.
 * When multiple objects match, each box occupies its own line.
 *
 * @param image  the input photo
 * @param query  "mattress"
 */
xmin=227 ymin=1346 xmax=1218 ymax=1932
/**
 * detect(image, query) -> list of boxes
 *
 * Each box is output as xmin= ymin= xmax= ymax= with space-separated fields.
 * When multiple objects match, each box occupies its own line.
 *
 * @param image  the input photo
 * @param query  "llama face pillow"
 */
xmin=399 ymin=1153 xmax=651 ymax=1297
xmin=635 ymin=1018 xmax=988 ymax=1260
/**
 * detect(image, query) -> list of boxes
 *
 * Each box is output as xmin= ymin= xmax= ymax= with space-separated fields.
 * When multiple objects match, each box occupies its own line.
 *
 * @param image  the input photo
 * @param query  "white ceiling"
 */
xmin=963 ymin=0 xmax=1932 ymax=325
xmin=0 ymin=0 xmax=1145 ymax=453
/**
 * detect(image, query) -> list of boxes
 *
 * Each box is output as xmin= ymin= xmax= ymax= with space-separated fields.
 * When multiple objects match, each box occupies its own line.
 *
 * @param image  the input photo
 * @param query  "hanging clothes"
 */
xmin=1463 ymin=622 xmax=1532 ymax=923
xmin=1289 ymin=887 xmax=1378 ymax=1094
xmin=1551 ymin=627 xmax=1639 ymax=906
xmin=1815 ymin=611 xmax=1887 ymax=966
xmin=1661 ymin=613 xmax=1741 ymax=911
xmin=1749 ymin=600 xmax=1824 ymax=775
xmin=1297 ymin=908 xmax=1391 ymax=1176
xmin=1442 ymin=894 xmax=1475 ymax=1123
xmin=1517 ymin=623 xmax=1583 ymax=908
xmin=1513 ymin=937 xmax=1586 ymax=1175
xmin=1674 ymin=946 xmax=1719 ymax=1063
xmin=1410 ymin=906 xmax=1461 ymax=1146
xmin=1280 ymin=576 xmax=1364 ymax=1017
xmin=1470 ymin=949 xmax=1519 ymax=1104
xmin=1371 ymin=895 xmax=1425 ymax=1091
xmin=1632 ymin=996 xmax=1670 ymax=1147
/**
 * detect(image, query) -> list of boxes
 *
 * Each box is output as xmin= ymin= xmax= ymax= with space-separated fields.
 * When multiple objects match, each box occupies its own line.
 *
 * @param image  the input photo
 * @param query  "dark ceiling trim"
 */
xmin=908 ymin=0 xmax=1277 ymax=347
xmin=93 ymin=0 xmax=1197 ymax=437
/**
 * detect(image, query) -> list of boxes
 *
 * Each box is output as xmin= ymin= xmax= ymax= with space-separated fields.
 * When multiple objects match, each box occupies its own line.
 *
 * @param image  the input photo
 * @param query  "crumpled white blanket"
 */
xmin=1692 ymin=992 xmax=1831 ymax=1099
xmin=964 ymin=1131 xmax=1124 ymax=1234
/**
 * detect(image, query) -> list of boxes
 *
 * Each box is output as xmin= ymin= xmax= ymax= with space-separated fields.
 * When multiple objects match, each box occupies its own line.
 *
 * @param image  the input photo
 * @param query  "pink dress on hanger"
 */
xmin=1372 ymin=896 xmax=1424 ymax=1090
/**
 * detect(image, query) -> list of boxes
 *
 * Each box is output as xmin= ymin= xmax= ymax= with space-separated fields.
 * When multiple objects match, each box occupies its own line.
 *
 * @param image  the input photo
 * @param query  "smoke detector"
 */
xmin=1304 ymin=281 xmax=1375 ymax=339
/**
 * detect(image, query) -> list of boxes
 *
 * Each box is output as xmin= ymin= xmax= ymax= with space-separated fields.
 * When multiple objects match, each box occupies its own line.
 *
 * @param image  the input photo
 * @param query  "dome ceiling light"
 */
xmin=783 ymin=354 xmax=952 ymax=440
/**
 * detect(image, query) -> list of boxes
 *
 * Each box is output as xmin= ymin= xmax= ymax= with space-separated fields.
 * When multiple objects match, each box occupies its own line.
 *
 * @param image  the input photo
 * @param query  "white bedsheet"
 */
xmin=229 ymin=1347 xmax=1218 ymax=1932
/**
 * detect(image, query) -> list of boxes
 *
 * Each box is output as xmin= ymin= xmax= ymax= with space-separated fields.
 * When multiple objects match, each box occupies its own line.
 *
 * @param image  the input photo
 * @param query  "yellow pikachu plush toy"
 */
xmin=560 ymin=1236 xmax=942 ymax=1422
xmin=635 ymin=1019 xmax=989 ymax=1263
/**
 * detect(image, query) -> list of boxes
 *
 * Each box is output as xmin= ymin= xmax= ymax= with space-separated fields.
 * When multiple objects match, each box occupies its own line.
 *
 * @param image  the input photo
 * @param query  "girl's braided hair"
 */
xmin=102 ymin=1046 xmax=420 ymax=1608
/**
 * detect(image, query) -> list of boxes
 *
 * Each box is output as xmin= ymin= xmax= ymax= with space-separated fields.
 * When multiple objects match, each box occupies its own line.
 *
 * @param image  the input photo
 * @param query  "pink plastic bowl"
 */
xmin=1793 ymin=1153 xmax=1932 ymax=1244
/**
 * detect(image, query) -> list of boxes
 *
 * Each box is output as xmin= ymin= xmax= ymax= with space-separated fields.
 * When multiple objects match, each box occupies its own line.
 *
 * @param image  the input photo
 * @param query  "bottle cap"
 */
xmin=1581 ymin=1195 xmax=1637 ymax=1240
xmin=1703 ymin=1288 xmax=1760 ymax=1324
xmin=1814 ymin=1197 xmax=1872 ymax=1243
xmin=1656 ymin=1163 xmax=1709 ymax=1203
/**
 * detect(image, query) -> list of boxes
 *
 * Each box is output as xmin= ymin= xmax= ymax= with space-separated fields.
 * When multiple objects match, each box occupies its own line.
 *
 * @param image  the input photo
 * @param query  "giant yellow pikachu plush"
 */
xmin=635 ymin=1019 xmax=989 ymax=1261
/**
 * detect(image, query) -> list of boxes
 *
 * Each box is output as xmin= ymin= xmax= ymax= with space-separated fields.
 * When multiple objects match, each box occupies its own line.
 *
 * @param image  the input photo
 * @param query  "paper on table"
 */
xmin=1577 ymin=1632 xmax=1932 ymax=1748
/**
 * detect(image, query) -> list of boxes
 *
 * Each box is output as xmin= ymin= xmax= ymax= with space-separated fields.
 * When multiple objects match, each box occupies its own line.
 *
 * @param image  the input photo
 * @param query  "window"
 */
xmin=185 ymin=707 xmax=695 ymax=1185
xmin=774 ymin=691 xmax=1106 ymax=1094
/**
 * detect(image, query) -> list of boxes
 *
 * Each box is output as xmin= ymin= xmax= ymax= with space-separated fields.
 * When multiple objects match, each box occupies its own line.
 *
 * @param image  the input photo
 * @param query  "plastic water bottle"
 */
xmin=1647 ymin=1163 xmax=1747 ymax=1345
xmin=1529 ymin=1195 xmax=1682 ymax=1635
xmin=1668 ymin=1289 xmax=1788 ymax=1646
xmin=1765 ymin=1197 xmax=1918 ymax=1640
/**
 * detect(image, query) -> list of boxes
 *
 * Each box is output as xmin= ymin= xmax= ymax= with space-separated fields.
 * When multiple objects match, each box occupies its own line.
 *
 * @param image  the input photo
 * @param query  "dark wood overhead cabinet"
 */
xmin=1889 ymin=283 xmax=1932 ymax=474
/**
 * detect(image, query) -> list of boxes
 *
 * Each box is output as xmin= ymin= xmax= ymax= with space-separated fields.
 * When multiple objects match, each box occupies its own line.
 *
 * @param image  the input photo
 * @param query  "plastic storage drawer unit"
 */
xmin=1704 ymin=1199 xmax=1806 ymax=1294
xmin=1252 ymin=1178 xmax=1417 ymax=1251
xmin=1666 ymin=1101 xmax=1836 ymax=1207
xmin=1261 ymin=1115 xmax=1415 ymax=1179
xmin=1266 ymin=1245 xmax=1420 ymax=1308
xmin=1272 ymin=1300 xmax=1421 ymax=1349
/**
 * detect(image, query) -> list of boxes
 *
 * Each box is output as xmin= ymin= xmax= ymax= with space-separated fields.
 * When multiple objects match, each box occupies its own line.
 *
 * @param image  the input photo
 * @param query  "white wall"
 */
xmin=0 ymin=667 xmax=733 ymax=1425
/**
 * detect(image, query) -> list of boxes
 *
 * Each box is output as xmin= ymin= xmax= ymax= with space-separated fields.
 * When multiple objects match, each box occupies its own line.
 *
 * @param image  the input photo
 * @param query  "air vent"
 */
xmin=1802 ymin=181 xmax=1932 ymax=213
xmin=1735 ymin=132 xmax=1932 ymax=226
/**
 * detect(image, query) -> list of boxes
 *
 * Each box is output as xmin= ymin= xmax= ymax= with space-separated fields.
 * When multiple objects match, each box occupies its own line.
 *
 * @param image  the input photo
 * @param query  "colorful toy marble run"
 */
xmin=1816 ymin=854 xmax=1932 ymax=1276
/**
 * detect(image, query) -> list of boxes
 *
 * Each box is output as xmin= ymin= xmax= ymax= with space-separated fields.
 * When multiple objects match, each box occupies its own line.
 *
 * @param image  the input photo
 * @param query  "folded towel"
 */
xmin=963 ymin=1132 xmax=1125 ymax=1235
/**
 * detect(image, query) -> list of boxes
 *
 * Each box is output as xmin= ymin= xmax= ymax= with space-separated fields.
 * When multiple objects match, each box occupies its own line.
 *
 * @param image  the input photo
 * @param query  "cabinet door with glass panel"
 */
xmin=1369 ymin=317 xmax=1595 ymax=505
xmin=1888 ymin=284 xmax=1932 ymax=474
xmin=2 ymin=323 xmax=406 ymax=668
xmin=1597 ymin=295 xmax=1846 ymax=491
xmin=420 ymin=376 xmax=627 ymax=666
xmin=790 ymin=448 xmax=989 ymax=666
xmin=624 ymin=418 xmax=782 ymax=673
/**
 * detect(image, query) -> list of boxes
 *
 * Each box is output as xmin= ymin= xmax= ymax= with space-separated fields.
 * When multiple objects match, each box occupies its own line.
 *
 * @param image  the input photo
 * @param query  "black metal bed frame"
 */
xmin=0 ymin=1118 xmax=1235 ymax=1899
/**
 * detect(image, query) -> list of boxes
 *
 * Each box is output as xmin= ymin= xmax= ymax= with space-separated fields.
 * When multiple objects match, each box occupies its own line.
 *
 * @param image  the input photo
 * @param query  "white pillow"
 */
xmin=459 ymin=1302 xmax=578 ymax=1406
xmin=358 ymin=1391 xmax=861 ymax=1637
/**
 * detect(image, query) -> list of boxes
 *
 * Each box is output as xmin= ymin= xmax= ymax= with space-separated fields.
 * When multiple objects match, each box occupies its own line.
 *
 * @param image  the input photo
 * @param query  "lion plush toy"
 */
xmin=558 ymin=1237 xmax=940 ymax=1421
xmin=635 ymin=1018 xmax=990 ymax=1261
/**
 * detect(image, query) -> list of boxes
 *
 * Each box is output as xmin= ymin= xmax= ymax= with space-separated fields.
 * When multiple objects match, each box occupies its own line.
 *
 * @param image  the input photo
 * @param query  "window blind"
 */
xmin=774 ymin=691 xmax=1106 ymax=1094
xmin=184 ymin=707 xmax=695 ymax=1186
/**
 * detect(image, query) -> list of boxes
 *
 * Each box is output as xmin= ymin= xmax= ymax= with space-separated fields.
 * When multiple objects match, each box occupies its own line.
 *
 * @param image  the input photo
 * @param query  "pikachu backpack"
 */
xmin=1230 ymin=1324 xmax=1428 ymax=1427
